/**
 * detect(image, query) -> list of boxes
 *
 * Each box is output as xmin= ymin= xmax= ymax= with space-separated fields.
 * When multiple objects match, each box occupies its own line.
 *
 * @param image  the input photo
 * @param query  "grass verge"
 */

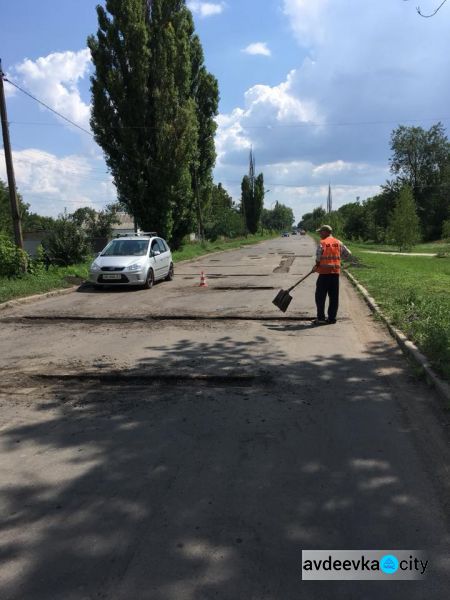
xmin=348 ymin=240 xmax=450 ymax=255
xmin=0 ymin=262 xmax=91 ymax=305
xmin=347 ymin=251 xmax=450 ymax=380
xmin=0 ymin=232 xmax=278 ymax=305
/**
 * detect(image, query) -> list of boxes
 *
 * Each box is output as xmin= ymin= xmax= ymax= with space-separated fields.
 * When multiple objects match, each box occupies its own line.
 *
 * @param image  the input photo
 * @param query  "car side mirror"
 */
xmin=152 ymin=250 xmax=161 ymax=257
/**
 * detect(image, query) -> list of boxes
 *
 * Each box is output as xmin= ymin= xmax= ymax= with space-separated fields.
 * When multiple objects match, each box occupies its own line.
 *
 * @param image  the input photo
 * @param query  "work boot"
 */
xmin=312 ymin=318 xmax=328 ymax=325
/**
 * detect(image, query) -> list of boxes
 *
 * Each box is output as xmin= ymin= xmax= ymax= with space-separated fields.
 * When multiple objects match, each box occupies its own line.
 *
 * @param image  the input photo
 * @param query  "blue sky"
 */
xmin=2 ymin=0 xmax=450 ymax=221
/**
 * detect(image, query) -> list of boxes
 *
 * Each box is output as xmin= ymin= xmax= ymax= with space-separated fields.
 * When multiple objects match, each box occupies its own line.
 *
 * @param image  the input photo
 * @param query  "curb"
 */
xmin=0 ymin=285 xmax=79 ymax=312
xmin=344 ymin=270 xmax=450 ymax=404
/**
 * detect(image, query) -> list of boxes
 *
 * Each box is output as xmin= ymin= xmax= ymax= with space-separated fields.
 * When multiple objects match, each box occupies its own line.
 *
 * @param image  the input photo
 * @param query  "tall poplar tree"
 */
xmin=88 ymin=0 xmax=150 ymax=230
xmin=88 ymin=0 xmax=219 ymax=246
xmin=190 ymin=35 xmax=219 ymax=240
xmin=241 ymin=149 xmax=264 ymax=234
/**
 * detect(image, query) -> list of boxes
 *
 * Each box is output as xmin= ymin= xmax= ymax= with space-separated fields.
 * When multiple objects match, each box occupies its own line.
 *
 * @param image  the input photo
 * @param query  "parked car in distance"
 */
xmin=291 ymin=230 xmax=298 ymax=235
xmin=281 ymin=232 xmax=290 ymax=237
xmin=89 ymin=233 xmax=173 ymax=289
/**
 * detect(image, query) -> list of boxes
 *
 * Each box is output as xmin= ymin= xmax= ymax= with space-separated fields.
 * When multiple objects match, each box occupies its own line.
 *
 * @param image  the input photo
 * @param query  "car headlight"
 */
xmin=127 ymin=263 xmax=143 ymax=272
xmin=90 ymin=262 xmax=101 ymax=272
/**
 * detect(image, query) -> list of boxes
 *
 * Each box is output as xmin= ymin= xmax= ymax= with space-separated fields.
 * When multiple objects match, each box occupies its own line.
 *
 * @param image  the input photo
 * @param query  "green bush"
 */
xmin=0 ymin=234 xmax=28 ymax=277
xmin=43 ymin=216 xmax=90 ymax=266
xmin=442 ymin=219 xmax=450 ymax=241
xmin=26 ymin=244 xmax=47 ymax=275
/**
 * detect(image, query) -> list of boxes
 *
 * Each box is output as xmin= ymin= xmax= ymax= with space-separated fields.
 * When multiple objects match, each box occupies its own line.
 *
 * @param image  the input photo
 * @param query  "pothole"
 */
xmin=273 ymin=256 xmax=295 ymax=273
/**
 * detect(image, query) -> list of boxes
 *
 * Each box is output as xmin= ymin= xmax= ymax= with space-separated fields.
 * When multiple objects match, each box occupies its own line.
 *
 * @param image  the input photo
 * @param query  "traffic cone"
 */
xmin=199 ymin=271 xmax=208 ymax=287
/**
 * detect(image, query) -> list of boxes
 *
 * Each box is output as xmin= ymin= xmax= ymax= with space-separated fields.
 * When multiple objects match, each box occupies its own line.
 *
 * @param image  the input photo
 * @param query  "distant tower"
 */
xmin=245 ymin=146 xmax=256 ymax=200
xmin=326 ymin=183 xmax=332 ymax=214
xmin=249 ymin=147 xmax=255 ymax=191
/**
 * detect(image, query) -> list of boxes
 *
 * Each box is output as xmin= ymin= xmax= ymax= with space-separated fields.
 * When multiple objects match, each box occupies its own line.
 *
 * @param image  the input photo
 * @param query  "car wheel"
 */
xmin=165 ymin=263 xmax=174 ymax=281
xmin=143 ymin=268 xmax=154 ymax=289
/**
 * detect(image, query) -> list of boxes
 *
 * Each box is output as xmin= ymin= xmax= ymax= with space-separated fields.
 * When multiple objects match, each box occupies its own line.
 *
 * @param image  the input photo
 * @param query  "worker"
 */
xmin=312 ymin=225 xmax=352 ymax=325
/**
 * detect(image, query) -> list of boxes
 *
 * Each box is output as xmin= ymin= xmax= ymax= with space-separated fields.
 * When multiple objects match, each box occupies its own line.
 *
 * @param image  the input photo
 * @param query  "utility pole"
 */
xmin=0 ymin=59 xmax=23 ymax=249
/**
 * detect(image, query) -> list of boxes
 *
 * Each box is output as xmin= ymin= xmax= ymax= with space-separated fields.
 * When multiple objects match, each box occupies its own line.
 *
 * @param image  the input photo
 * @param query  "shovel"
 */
xmin=272 ymin=268 xmax=315 ymax=313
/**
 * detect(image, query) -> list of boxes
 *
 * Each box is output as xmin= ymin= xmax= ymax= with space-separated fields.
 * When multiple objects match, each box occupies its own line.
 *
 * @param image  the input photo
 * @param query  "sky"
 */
xmin=1 ymin=0 xmax=450 ymax=223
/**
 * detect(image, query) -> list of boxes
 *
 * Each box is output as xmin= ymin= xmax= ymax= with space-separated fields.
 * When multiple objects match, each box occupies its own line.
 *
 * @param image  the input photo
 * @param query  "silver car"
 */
xmin=89 ymin=234 xmax=174 ymax=289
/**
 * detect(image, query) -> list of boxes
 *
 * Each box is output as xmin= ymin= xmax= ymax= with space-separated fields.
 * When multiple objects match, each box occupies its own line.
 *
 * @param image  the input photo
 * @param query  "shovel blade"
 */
xmin=272 ymin=289 xmax=292 ymax=313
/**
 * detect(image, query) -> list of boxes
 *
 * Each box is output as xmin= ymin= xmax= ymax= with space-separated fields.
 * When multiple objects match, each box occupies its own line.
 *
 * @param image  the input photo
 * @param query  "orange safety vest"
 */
xmin=317 ymin=236 xmax=341 ymax=274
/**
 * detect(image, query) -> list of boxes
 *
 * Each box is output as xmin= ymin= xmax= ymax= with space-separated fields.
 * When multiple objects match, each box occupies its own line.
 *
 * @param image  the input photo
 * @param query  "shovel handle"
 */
xmin=287 ymin=268 xmax=315 ymax=293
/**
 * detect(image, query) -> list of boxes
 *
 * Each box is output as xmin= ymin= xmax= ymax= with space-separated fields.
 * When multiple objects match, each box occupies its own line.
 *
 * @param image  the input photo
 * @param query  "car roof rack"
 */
xmin=115 ymin=232 xmax=157 ymax=238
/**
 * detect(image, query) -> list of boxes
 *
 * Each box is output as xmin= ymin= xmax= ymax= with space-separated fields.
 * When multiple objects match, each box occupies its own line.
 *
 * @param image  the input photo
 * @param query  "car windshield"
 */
xmin=101 ymin=239 xmax=149 ymax=257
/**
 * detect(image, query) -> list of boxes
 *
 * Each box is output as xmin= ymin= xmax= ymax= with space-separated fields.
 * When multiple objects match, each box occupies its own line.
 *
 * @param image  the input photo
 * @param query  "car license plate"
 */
xmin=103 ymin=273 xmax=122 ymax=280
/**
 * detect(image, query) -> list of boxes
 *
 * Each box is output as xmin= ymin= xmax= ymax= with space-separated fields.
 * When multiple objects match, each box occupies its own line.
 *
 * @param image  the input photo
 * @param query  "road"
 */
xmin=0 ymin=235 xmax=449 ymax=599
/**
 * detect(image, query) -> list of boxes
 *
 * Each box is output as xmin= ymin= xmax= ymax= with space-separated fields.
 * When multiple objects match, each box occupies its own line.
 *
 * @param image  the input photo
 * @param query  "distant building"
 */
xmin=111 ymin=212 xmax=138 ymax=236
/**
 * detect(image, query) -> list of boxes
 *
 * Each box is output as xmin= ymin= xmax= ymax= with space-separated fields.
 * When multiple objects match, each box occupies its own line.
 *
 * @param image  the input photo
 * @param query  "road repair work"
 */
xmin=1 ymin=235 xmax=450 ymax=599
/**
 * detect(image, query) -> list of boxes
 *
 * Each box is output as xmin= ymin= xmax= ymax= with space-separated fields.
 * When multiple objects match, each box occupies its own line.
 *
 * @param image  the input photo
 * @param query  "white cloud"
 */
xmin=214 ymin=0 xmax=450 ymax=220
xmin=12 ymin=49 xmax=92 ymax=133
xmin=242 ymin=43 xmax=271 ymax=57
xmin=0 ymin=149 xmax=115 ymax=216
xmin=282 ymin=0 xmax=330 ymax=46
xmin=187 ymin=1 xmax=224 ymax=17
xmin=215 ymin=70 xmax=323 ymax=168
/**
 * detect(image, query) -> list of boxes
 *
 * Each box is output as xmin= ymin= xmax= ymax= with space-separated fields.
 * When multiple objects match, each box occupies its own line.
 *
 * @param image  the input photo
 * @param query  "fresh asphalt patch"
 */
xmin=273 ymin=256 xmax=296 ymax=273
xmin=0 ymin=314 xmax=314 ymax=325
xmin=33 ymin=372 xmax=272 ymax=387
xmin=202 ymin=285 xmax=277 ymax=290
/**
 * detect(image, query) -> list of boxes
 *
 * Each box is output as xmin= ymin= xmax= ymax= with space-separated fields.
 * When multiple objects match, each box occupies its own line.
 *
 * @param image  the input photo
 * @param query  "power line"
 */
xmin=415 ymin=0 xmax=448 ymax=18
xmin=8 ymin=116 xmax=450 ymax=131
xmin=3 ymin=76 xmax=93 ymax=136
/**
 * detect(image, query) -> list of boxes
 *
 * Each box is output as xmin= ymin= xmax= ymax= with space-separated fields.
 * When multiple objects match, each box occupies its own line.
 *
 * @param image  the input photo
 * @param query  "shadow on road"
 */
xmin=76 ymin=282 xmax=156 ymax=294
xmin=1 ymin=336 xmax=449 ymax=599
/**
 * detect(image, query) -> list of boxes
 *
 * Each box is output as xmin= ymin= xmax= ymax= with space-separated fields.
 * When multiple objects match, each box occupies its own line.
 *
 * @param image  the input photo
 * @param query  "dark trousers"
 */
xmin=315 ymin=274 xmax=340 ymax=320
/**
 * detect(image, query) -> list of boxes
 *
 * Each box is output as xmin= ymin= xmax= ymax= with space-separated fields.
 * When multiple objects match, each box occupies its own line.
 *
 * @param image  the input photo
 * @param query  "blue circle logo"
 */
xmin=380 ymin=554 xmax=399 ymax=574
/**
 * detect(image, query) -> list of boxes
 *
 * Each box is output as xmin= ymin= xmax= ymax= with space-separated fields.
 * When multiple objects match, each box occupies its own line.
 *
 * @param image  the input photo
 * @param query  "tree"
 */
xmin=299 ymin=207 xmax=326 ymax=232
xmin=389 ymin=123 xmax=450 ymax=239
xmin=71 ymin=204 xmax=121 ymax=238
xmin=442 ymin=219 xmax=450 ymax=240
xmin=88 ymin=0 xmax=218 ymax=248
xmin=387 ymin=186 xmax=421 ymax=251
xmin=261 ymin=201 xmax=294 ymax=231
xmin=338 ymin=202 xmax=367 ymax=240
xmin=88 ymin=0 xmax=150 ymax=229
xmin=390 ymin=123 xmax=449 ymax=191
xmin=0 ymin=179 xmax=30 ymax=238
xmin=190 ymin=35 xmax=219 ymax=240
xmin=205 ymin=183 xmax=245 ymax=239
xmin=42 ymin=213 xmax=91 ymax=265
xmin=241 ymin=150 xmax=264 ymax=234
xmin=23 ymin=212 xmax=56 ymax=232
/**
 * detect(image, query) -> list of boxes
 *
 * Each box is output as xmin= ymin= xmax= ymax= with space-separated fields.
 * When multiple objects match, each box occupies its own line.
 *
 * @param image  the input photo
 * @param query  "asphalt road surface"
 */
xmin=0 ymin=235 xmax=449 ymax=599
